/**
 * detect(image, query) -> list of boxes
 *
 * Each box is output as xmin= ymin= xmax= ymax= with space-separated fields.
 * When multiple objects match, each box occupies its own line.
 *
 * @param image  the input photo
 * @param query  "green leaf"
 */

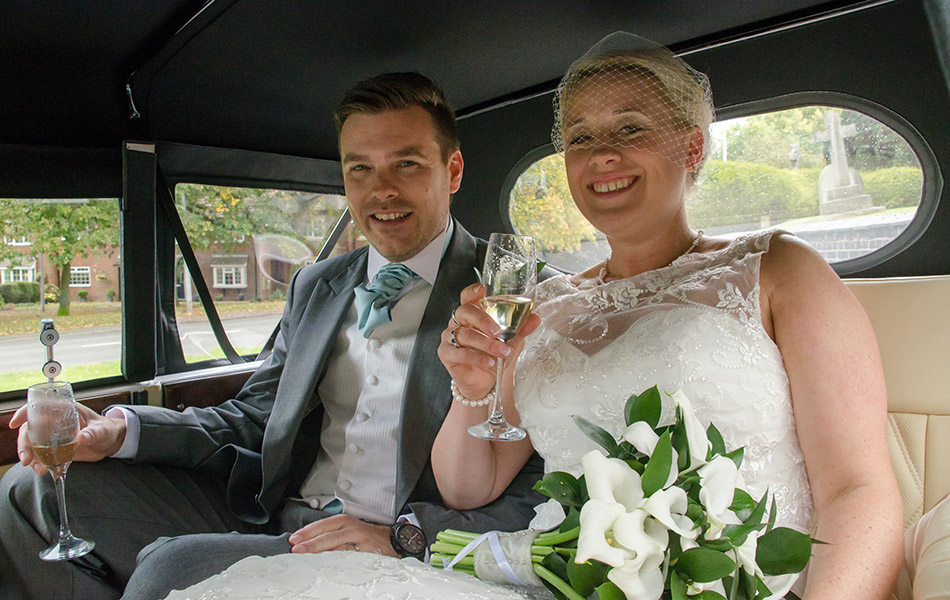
xmin=723 ymin=491 xmax=769 ymax=546
xmin=766 ymin=497 xmax=778 ymax=533
xmin=730 ymin=489 xmax=757 ymax=522
xmin=533 ymin=472 xmax=586 ymax=508
xmin=706 ymin=422 xmax=726 ymax=458
xmin=625 ymin=386 xmax=661 ymax=428
xmin=672 ymin=408 xmax=690 ymax=472
xmin=566 ymin=559 xmax=609 ymax=597
xmin=541 ymin=552 xmax=570 ymax=584
xmin=537 ymin=260 xmax=547 ymax=274
xmin=725 ymin=446 xmax=744 ymax=469
xmin=592 ymin=581 xmax=626 ymax=600
xmin=623 ymin=457 xmax=646 ymax=474
xmin=673 ymin=547 xmax=737 ymax=583
xmin=698 ymin=537 xmax=733 ymax=553
xmin=670 ymin=571 xmax=689 ymax=600
xmin=559 ymin=506 xmax=582 ymax=534
xmin=572 ymin=416 xmax=620 ymax=456
xmin=694 ymin=592 xmax=728 ymax=600
xmin=756 ymin=527 xmax=812 ymax=575
xmin=641 ymin=430 xmax=673 ymax=497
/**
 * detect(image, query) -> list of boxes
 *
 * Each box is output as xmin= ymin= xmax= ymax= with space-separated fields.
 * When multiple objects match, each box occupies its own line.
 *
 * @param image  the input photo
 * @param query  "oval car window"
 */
xmin=507 ymin=106 xmax=924 ymax=271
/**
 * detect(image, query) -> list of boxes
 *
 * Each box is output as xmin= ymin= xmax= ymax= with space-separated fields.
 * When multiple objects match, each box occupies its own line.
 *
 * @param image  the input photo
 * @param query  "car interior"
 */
xmin=1 ymin=0 xmax=949 ymax=578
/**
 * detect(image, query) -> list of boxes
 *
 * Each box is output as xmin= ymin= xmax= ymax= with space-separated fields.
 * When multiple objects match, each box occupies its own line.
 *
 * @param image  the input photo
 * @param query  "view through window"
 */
xmin=172 ymin=185 xmax=360 ymax=363
xmin=0 ymin=198 xmax=122 ymax=393
xmin=508 ymin=106 xmax=923 ymax=272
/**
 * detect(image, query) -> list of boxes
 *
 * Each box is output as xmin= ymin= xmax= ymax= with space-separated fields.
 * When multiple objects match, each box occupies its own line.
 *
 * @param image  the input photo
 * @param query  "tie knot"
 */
xmin=367 ymin=263 xmax=417 ymax=299
xmin=353 ymin=263 xmax=418 ymax=338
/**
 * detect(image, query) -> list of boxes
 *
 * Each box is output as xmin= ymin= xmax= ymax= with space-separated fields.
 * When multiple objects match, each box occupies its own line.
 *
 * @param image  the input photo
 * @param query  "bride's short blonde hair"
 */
xmin=552 ymin=37 xmax=715 ymax=182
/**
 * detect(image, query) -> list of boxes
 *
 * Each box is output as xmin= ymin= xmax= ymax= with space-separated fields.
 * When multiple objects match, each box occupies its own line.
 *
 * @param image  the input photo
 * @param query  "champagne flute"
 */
xmin=468 ymin=233 xmax=536 ymax=441
xmin=26 ymin=380 xmax=95 ymax=561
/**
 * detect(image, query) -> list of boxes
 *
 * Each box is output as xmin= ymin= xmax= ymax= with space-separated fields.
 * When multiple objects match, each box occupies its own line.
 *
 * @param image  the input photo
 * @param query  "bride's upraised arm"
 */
xmin=433 ymin=283 xmax=539 ymax=510
xmin=761 ymin=234 xmax=904 ymax=599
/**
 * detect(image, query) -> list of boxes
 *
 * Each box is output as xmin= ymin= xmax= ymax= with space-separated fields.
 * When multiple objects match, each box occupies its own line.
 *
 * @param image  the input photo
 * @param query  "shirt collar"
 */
xmin=365 ymin=217 xmax=454 ymax=286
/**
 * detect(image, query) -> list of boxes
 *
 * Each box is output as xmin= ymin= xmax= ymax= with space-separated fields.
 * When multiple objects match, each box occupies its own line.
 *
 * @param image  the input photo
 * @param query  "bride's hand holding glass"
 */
xmin=438 ymin=282 xmax=541 ymax=421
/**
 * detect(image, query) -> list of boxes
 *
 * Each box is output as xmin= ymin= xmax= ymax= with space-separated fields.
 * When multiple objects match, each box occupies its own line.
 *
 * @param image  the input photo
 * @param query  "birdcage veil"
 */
xmin=551 ymin=32 xmax=714 ymax=175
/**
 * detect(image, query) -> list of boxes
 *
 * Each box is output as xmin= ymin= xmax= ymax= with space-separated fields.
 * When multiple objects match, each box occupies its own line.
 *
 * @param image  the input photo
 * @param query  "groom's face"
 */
xmin=339 ymin=106 xmax=464 ymax=262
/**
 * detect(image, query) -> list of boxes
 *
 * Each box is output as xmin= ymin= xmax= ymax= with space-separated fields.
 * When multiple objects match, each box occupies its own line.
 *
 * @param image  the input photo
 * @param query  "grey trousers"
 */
xmin=0 ymin=460 xmax=328 ymax=600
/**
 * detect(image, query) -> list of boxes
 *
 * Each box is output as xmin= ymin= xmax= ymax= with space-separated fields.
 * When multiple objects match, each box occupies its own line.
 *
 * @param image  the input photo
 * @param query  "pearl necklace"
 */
xmin=598 ymin=230 xmax=703 ymax=283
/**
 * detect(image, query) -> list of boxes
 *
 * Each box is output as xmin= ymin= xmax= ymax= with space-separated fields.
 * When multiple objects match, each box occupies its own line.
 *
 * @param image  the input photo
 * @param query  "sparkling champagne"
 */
xmin=32 ymin=440 xmax=77 ymax=468
xmin=480 ymin=295 xmax=534 ymax=337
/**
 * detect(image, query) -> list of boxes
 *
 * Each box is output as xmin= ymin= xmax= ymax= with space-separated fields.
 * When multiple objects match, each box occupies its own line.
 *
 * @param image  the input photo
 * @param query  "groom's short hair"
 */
xmin=334 ymin=72 xmax=460 ymax=161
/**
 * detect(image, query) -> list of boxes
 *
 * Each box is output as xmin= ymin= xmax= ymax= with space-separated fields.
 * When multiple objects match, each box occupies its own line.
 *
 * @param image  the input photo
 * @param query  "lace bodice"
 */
xmin=515 ymin=230 xmax=814 ymax=534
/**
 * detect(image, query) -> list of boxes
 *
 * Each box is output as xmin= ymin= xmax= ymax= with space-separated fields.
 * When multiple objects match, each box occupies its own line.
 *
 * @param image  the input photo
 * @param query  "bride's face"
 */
xmin=561 ymin=71 xmax=700 ymax=241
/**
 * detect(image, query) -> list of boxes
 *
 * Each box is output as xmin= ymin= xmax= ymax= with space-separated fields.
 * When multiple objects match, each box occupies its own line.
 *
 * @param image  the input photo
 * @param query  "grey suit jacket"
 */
xmin=127 ymin=220 xmax=545 ymax=539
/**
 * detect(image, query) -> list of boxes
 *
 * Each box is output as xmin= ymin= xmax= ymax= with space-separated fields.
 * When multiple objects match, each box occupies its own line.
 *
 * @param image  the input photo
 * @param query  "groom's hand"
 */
xmin=288 ymin=514 xmax=399 ymax=557
xmin=10 ymin=402 xmax=126 ymax=476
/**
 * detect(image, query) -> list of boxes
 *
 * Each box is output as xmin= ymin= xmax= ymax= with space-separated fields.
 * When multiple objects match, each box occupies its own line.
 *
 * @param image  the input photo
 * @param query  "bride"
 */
xmin=170 ymin=33 xmax=923 ymax=600
xmin=433 ymin=32 xmax=905 ymax=599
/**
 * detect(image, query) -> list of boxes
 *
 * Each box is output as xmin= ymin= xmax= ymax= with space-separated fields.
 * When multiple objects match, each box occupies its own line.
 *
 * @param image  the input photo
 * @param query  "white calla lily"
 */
xmin=697 ymin=455 xmax=742 ymax=539
xmin=623 ymin=421 xmax=660 ymax=455
xmin=611 ymin=509 xmax=668 ymax=571
xmin=576 ymin=499 xmax=628 ymax=567
xmin=641 ymin=486 xmax=698 ymax=540
xmin=761 ymin=573 xmax=801 ymax=600
xmin=582 ymin=450 xmax=644 ymax=510
xmin=606 ymin=549 xmax=666 ymax=600
xmin=669 ymin=390 xmax=710 ymax=468
xmin=734 ymin=530 xmax=760 ymax=576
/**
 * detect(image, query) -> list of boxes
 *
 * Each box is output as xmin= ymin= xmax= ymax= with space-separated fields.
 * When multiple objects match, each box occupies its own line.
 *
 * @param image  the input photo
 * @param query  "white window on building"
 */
xmin=70 ymin=266 xmax=92 ymax=287
xmin=212 ymin=256 xmax=248 ymax=289
xmin=3 ymin=236 xmax=31 ymax=246
xmin=1 ymin=267 xmax=36 ymax=283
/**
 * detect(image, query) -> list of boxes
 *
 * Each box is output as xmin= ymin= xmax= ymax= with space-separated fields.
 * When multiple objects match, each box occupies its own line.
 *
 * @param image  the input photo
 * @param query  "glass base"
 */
xmin=39 ymin=535 xmax=95 ymax=562
xmin=468 ymin=420 xmax=527 ymax=441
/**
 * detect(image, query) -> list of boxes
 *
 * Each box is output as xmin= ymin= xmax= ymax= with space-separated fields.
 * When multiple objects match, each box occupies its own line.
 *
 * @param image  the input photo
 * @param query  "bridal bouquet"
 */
xmin=431 ymin=387 xmax=814 ymax=600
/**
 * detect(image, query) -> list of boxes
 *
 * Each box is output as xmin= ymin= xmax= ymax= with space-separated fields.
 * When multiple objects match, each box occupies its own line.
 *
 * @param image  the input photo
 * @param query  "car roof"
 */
xmin=1 ymin=0 xmax=879 ymax=194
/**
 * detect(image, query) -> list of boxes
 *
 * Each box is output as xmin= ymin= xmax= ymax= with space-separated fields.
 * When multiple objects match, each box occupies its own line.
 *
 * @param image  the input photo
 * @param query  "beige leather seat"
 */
xmin=846 ymin=276 xmax=950 ymax=600
xmin=845 ymin=276 xmax=950 ymax=525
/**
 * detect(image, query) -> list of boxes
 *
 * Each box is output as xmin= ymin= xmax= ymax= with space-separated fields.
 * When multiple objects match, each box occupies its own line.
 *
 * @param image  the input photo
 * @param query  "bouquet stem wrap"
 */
xmin=440 ymin=529 xmax=543 ymax=586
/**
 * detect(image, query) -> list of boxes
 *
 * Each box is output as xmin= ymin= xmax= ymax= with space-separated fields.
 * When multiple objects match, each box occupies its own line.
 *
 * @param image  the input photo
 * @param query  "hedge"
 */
xmin=688 ymin=160 xmax=817 ymax=229
xmin=0 ymin=281 xmax=41 ymax=304
xmin=861 ymin=167 xmax=923 ymax=209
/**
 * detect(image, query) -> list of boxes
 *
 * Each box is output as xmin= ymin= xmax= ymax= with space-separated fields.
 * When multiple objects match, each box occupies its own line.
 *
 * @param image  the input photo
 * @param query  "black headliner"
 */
xmin=2 ymin=0 xmax=875 ymax=174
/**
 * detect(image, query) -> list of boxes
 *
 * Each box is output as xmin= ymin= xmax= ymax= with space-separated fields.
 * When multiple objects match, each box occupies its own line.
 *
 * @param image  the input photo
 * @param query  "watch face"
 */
xmin=397 ymin=523 xmax=427 ymax=555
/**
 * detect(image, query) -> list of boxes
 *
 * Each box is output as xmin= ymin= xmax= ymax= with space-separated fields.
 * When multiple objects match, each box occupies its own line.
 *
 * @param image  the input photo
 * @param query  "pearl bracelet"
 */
xmin=450 ymin=379 xmax=494 ymax=407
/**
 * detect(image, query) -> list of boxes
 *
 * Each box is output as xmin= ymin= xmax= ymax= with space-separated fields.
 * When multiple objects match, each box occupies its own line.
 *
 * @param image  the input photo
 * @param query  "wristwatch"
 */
xmin=390 ymin=521 xmax=427 ymax=558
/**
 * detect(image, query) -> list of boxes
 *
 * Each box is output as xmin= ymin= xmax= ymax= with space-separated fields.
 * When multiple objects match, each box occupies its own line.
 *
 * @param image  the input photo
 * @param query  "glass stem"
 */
xmin=488 ymin=350 xmax=507 ymax=424
xmin=50 ymin=470 xmax=73 ymax=542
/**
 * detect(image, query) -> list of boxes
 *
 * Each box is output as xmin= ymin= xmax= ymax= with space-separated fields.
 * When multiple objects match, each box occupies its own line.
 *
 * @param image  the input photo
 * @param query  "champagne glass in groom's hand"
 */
xmin=468 ymin=233 xmax=536 ymax=441
xmin=27 ymin=380 xmax=95 ymax=561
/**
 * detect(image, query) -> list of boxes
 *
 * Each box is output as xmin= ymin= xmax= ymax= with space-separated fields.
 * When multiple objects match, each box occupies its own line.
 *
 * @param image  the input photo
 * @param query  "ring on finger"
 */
xmin=347 ymin=542 xmax=360 ymax=552
xmin=449 ymin=327 xmax=462 ymax=349
xmin=451 ymin=306 xmax=462 ymax=326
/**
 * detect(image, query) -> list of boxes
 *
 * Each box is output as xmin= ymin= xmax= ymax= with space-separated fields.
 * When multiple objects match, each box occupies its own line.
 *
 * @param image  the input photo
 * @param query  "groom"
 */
xmin=0 ymin=72 xmax=545 ymax=599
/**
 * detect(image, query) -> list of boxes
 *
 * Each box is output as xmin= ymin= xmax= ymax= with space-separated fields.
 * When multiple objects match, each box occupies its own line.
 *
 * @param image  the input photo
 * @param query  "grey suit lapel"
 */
xmin=394 ymin=221 xmax=481 ymax=510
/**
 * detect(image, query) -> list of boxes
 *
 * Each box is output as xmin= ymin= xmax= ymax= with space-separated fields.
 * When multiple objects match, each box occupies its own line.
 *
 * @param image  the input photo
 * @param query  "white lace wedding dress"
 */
xmin=167 ymin=231 xmax=813 ymax=600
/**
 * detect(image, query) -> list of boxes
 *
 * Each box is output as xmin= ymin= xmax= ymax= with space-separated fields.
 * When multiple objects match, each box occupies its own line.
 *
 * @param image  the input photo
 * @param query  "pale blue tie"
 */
xmin=353 ymin=263 xmax=418 ymax=338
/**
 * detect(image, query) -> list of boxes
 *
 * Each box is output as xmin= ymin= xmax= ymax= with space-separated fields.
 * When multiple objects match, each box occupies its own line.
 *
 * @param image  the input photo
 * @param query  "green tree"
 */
xmin=0 ymin=199 xmax=119 ymax=315
xmin=508 ymin=154 xmax=600 ymax=253
xmin=716 ymin=107 xmax=829 ymax=169
xmin=176 ymin=185 xmax=347 ymax=252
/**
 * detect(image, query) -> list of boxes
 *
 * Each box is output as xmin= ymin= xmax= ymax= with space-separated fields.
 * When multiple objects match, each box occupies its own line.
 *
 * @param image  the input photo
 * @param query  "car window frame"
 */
xmin=499 ymin=91 xmax=942 ymax=276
